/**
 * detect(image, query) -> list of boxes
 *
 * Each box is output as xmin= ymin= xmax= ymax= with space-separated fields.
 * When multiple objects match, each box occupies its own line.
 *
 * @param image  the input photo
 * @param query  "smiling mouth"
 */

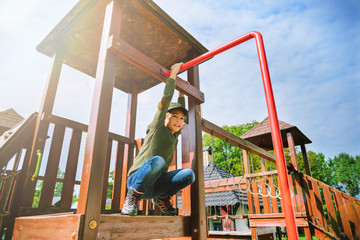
xmin=174 ymin=124 xmax=180 ymax=128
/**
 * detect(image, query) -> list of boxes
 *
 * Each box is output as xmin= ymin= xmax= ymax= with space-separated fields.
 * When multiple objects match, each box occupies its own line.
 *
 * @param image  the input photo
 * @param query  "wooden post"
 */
xmin=21 ymin=47 xmax=65 ymax=208
xmin=61 ymin=129 xmax=82 ymax=209
xmin=39 ymin=124 xmax=66 ymax=208
xmin=286 ymin=132 xmax=298 ymax=171
xmin=187 ymin=62 xmax=207 ymax=240
xmin=101 ymin=139 xmax=112 ymax=211
xmin=243 ymin=150 xmax=254 ymax=214
xmin=260 ymin=158 xmax=271 ymax=213
xmin=5 ymin=140 xmax=33 ymax=240
xmin=76 ymin=1 xmax=122 ymax=239
xmin=180 ymin=124 xmax=191 ymax=215
xmin=300 ymin=144 xmax=312 ymax=177
xmin=112 ymin=142 xmax=125 ymax=211
xmin=120 ymin=88 xmax=138 ymax=209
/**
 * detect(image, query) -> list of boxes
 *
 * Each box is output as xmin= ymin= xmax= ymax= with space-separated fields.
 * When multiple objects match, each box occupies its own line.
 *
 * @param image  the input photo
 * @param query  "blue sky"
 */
xmin=0 ymin=0 xmax=359 ymax=160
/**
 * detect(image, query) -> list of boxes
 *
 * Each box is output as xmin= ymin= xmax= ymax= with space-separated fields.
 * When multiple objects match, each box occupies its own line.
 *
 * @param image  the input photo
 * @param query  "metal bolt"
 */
xmin=89 ymin=220 xmax=97 ymax=230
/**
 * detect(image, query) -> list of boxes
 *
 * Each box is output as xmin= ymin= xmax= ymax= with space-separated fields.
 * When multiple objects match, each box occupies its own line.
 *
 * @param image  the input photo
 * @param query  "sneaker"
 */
xmin=121 ymin=187 xmax=143 ymax=216
xmin=153 ymin=195 xmax=177 ymax=216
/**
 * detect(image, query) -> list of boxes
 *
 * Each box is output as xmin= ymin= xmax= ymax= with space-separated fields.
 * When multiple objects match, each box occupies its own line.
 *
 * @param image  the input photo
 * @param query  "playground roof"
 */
xmin=241 ymin=117 xmax=312 ymax=150
xmin=0 ymin=109 xmax=24 ymax=136
xmin=36 ymin=0 xmax=208 ymax=94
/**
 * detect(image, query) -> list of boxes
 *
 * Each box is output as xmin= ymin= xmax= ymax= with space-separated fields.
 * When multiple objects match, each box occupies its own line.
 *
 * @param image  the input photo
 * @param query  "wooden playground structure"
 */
xmin=0 ymin=0 xmax=359 ymax=239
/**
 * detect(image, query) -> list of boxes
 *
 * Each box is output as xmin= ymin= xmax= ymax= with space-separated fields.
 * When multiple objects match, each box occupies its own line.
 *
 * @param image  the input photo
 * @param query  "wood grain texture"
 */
xmin=12 ymin=213 xmax=82 ymax=240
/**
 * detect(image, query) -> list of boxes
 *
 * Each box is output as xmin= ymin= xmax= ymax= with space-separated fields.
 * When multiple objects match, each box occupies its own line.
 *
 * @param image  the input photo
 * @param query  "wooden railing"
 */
xmin=300 ymin=173 xmax=360 ymax=240
xmin=1 ymin=114 xmax=359 ymax=239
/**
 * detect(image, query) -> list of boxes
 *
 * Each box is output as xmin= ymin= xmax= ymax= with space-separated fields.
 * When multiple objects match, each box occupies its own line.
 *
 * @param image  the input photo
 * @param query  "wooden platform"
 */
xmin=12 ymin=213 xmax=192 ymax=240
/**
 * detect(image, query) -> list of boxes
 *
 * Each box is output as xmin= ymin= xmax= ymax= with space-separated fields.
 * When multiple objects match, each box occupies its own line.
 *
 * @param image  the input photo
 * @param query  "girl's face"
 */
xmin=164 ymin=109 xmax=186 ymax=134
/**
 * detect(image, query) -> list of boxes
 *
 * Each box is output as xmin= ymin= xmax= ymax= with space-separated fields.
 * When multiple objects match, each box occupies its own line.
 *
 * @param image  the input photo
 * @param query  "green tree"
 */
xmin=329 ymin=153 xmax=360 ymax=197
xmin=202 ymin=121 xmax=261 ymax=176
xmin=284 ymin=148 xmax=333 ymax=185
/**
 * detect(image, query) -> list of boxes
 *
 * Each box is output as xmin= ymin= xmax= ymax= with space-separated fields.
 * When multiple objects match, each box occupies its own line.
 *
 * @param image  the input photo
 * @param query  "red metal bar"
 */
xmin=162 ymin=31 xmax=299 ymax=239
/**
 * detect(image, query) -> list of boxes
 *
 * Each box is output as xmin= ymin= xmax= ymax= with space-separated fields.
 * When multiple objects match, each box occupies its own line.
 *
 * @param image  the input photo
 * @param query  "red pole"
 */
xmin=162 ymin=31 xmax=299 ymax=239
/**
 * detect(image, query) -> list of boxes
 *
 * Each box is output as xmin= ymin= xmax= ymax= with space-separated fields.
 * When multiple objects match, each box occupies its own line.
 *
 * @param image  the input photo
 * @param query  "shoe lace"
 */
xmin=157 ymin=196 xmax=175 ymax=211
xmin=126 ymin=189 xmax=142 ymax=206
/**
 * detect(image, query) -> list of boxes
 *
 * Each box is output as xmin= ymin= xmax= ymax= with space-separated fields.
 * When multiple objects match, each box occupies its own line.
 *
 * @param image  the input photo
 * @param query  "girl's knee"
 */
xmin=184 ymin=169 xmax=195 ymax=184
xmin=150 ymin=156 xmax=166 ymax=171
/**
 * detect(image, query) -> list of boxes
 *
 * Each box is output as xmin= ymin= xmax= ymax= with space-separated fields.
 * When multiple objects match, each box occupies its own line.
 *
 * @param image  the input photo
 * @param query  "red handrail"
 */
xmin=161 ymin=31 xmax=299 ymax=239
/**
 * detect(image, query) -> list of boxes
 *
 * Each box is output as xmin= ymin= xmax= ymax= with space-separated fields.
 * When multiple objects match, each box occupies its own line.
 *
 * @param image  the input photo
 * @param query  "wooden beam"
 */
xmin=108 ymin=38 xmax=205 ymax=103
xmin=21 ymin=48 xmax=65 ymax=209
xmin=76 ymin=1 xmax=122 ymax=239
xmin=98 ymin=215 xmax=191 ymax=239
xmin=244 ymin=170 xmax=278 ymax=178
xmin=248 ymin=213 xmax=308 ymax=227
xmin=201 ymin=118 xmax=286 ymax=165
xmin=48 ymin=114 xmax=134 ymax=144
xmin=286 ymin=132 xmax=298 ymax=170
xmin=187 ymin=61 xmax=207 ymax=240
xmin=300 ymin=144 xmax=312 ymax=177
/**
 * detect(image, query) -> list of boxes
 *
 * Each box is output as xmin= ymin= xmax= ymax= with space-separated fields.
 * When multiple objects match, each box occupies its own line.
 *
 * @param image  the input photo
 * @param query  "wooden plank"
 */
xmin=248 ymin=213 xmax=308 ymax=227
xmin=306 ymin=177 xmax=323 ymax=227
xmin=112 ymin=141 xmax=124 ymax=211
xmin=61 ymin=129 xmax=82 ymax=209
xmin=101 ymin=139 xmax=112 ymax=211
xmin=268 ymin=176 xmax=279 ymax=213
xmin=322 ymin=186 xmax=341 ymax=237
xmin=109 ymin=38 xmax=205 ymax=103
xmin=12 ymin=213 xmax=82 ymax=240
xmin=120 ymin=89 xmax=138 ymax=209
xmin=202 ymin=119 xmax=282 ymax=165
xmin=292 ymin=172 xmax=306 ymax=213
xmin=311 ymin=178 xmax=327 ymax=229
xmin=98 ymin=215 xmax=191 ymax=239
xmin=0 ymin=113 xmax=37 ymax=170
xmin=251 ymin=179 xmax=261 ymax=214
xmin=288 ymin=174 xmax=298 ymax=212
xmin=39 ymin=124 xmax=66 ymax=208
xmin=343 ymin=196 xmax=360 ymax=240
xmin=77 ymin=2 xmax=122 ymax=239
xmin=187 ymin=62 xmax=206 ymax=240
xmin=334 ymin=190 xmax=353 ymax=239
xmin=249 ymin=217 xmax=308 ymax=227
xmin=260 ymin=158 xmax=271 ymax=214
xmin=49 ymin=114 xmax=134 ymax=144
xmin=244 ymin=170 xmax=278 ymax=178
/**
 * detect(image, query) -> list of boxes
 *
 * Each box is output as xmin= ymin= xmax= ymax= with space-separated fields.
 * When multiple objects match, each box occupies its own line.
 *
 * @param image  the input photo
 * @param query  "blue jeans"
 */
xmin=127 ymin=156 xmax=195 ymax=199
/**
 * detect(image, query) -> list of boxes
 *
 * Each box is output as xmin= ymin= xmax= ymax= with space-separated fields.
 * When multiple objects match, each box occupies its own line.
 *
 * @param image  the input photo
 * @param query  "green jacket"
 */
xmin=127 ymin=78 xmax=185 ymax=176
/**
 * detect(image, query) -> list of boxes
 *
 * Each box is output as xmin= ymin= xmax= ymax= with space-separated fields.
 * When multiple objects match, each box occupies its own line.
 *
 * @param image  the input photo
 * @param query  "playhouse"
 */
xmin=0 ymin=0 xmax=359 ymax=239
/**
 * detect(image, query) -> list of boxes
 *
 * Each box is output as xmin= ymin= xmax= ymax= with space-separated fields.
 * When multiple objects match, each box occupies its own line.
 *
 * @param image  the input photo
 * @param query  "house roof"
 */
xmin=177 ymin=163 xmax=273 ymax=208
xmin=203 ymin=163 xmax=249 ymax=207
xmin=36 ymin=0 xmax=208 ymax=94
xmin=241 ymin=117 xmax=311 ymax=150
xmin=0 ymin=109 xmax=24 ymax=135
